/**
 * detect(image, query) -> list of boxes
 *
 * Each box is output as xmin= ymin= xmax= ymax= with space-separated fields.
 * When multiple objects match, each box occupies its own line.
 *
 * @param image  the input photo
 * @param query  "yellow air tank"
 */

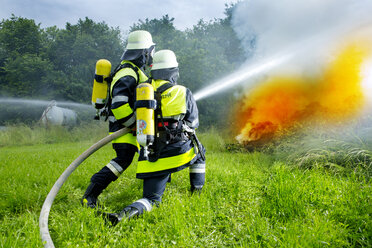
xmin=91 ymin=59 xmax=111 ymax=109
xmin=136 ymin=83 xmax=156 ymax=157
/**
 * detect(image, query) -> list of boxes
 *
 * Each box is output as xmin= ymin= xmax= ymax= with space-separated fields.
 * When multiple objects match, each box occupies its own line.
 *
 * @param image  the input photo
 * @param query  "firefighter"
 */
xmin=106 ymin=49 xmax=206 ymax=224
xmin=81 ymin=30 xmax=155 ymax=208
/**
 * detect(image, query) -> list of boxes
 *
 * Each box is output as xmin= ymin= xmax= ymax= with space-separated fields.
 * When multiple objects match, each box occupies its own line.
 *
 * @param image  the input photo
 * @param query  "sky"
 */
xmin=0 ymin=0 xmax=237 ymax=31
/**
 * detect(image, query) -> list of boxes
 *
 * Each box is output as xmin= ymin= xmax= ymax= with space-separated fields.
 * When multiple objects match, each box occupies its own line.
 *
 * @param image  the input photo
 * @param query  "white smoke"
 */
xmin=361 ymin=59 xmax=372 ymax=108
xmin=232 ymin=0 xmax=372 ymax=60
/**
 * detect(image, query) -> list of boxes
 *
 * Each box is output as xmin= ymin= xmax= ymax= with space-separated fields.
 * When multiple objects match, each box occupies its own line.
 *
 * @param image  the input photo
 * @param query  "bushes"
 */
xmin=256 ymin=117 xmax=372 ymax=179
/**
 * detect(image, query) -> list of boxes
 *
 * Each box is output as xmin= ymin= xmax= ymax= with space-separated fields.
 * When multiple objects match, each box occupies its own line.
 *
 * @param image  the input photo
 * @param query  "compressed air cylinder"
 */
xmin=136 ymin=83 xmax=155 ymax=148
xmin=91 ymin=59 xmax=111 ymax=109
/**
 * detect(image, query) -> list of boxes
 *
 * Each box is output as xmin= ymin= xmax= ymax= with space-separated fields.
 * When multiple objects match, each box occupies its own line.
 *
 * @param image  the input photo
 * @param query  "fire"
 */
xmin=235 ymin=42 xmax=370 ymax=143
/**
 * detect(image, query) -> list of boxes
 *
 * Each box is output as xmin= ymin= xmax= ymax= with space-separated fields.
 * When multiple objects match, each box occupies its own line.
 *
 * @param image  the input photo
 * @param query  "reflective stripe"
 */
xmin=190 ymin=163 xmax=206 ymax=173
xmin=111 ymin=103 xmax=133 ymax=120
xmin=123 ymin=114 xmax=136 ymax=127
xmin=135 ymin=198 xmax=152 ymax=212
xmin=110 ymin=132 xmax=140 ymax=149
xmin=112 ymin=95 xmax=129 ymax=104
xmin=190 ymin=168 xmax=205 ymax=173
xmin=106 ymin=161 xmax=123 ymax=177
xmin=137 ymin=147 xmax=196 ymax=174
xmin=108 ymin=116 xmax=116 ymax=123
xmin=110 ymin=160 xmax=124 ymax=173
xmin=109 ymin=114 xmax=134 ymax=126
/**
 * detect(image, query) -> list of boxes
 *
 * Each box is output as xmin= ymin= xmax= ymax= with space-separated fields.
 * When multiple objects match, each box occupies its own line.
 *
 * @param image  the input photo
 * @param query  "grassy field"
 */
xmin=0 ymin=124 xmax=371 ymax=247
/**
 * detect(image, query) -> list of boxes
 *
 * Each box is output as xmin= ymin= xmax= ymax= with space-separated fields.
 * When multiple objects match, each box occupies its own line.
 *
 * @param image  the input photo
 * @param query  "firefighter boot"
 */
xmin=81 ymin=183 xmax=105 ymax=208
xmin=190 ymin=163 xmax=205 ymax=194
xmin=104 ymin=198 xmax=152 ymax=225
xmin=104 ymin=207 xmax=140 ymax=226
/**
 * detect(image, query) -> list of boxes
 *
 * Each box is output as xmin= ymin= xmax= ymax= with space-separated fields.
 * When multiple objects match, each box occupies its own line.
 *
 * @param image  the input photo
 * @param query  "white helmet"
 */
xmin=125 ymin=30 xmax=155 ymax=50
xmin=151 ymin=50 xmax=178 ymax=70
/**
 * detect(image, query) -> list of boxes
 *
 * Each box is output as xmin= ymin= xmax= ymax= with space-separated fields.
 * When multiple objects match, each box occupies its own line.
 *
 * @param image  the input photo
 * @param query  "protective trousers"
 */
xmin=90 ymin=145 xmax=137 ymax=191
xmin=126 ymin=153 xmax=206 ymax=216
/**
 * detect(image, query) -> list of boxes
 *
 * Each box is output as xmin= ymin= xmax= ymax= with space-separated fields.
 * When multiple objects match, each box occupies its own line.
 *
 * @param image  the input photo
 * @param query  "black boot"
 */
xmin=104 ymin=207 xmax=140 ymax=226
xmin=190 ymin=162 xmax=205 ymax=194
xmin=81 ymin=183 xmax=105 ymax=208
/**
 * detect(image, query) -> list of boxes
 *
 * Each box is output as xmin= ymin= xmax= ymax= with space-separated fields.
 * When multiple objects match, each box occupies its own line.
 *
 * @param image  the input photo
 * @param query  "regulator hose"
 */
xmin=39 ymin=127 xmax=130 ymax=248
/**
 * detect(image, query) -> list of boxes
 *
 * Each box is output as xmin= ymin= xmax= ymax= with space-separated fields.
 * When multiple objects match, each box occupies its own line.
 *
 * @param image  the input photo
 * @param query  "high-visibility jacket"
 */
xmin=136 ymin=79 xmax=200 ymax=178
xmin=108 ymin=60 xmax=148 ymax=149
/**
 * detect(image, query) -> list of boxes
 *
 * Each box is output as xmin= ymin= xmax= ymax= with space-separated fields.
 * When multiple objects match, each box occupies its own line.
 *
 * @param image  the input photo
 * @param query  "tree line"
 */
xmin=0 ymin=5 xmax=251 ymax=127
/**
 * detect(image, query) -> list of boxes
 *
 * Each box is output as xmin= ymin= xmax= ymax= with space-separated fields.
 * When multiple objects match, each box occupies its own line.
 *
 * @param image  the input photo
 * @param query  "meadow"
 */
xmin=0 ymin=123 xmax=371 ymax=247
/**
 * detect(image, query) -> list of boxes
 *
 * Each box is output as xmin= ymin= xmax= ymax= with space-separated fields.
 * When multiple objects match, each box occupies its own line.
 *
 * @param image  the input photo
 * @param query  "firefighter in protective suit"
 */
xmin=106 ymin=50 xmax=206 ymax=224
xmin=81 ymin=30 xmax=155 ymax=208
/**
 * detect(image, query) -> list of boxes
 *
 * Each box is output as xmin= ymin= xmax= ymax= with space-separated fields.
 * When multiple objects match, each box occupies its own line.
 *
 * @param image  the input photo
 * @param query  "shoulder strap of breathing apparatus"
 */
xmin=102 ymin=63 xmax=140 ymax=121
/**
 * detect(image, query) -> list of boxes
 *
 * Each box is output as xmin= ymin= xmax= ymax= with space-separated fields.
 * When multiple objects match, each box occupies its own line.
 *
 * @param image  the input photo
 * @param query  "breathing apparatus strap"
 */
xmin=102 ymin=63 xmax=141 ymax=122
xmin=134 ymin=100 xmax=157 ymax=110
xmin=94 ymin=74 xmax=104 ymax=83
xmin=156 ymin=82 xmax=174 ymax=95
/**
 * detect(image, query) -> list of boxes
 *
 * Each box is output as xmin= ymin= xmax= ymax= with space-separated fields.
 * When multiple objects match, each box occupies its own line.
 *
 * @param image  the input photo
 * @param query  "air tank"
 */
xmin=40 ymin=101 xmax=77 ymax=126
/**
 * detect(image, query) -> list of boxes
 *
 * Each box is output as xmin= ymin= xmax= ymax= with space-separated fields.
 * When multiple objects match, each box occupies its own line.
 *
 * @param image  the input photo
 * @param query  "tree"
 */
xmin=0 ymin=15 xmax=44 ymax=96
xmin=2 ymin=53 xmax=52 ymax=97
xmin=0 ymin=15 xmax=42 ymax=56
xmin=0 ymin=16 xmax=124 ymax=102
xmin=42 ymin=17 xmax=123 ymax=101
xmin=130 ymin=15 xmax=185 ymax=51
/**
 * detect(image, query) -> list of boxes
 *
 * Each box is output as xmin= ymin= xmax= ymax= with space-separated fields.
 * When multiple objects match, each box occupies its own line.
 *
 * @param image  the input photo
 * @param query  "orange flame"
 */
xmin=235 ymin=42 xmax=370 ymax=143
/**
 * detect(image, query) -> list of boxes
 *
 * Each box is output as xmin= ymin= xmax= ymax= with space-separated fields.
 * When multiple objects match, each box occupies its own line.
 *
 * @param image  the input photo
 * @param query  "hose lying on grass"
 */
xmin=39 ymin=128 xmax=130 ymax=248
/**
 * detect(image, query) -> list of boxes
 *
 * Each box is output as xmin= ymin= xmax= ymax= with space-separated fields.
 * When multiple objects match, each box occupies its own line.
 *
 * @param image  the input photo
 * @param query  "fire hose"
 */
xmin=39 ymin=127 xmax=130 ymax=248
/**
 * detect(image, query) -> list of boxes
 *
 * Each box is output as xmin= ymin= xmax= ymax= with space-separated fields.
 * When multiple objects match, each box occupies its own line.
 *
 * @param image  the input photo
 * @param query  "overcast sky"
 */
xmin=0 ymin=0 xmax=237 ymax=31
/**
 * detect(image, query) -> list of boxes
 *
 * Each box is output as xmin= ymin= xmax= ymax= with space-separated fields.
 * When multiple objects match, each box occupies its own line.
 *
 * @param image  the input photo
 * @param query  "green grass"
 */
xmin=0 ymin=125 xmax=371 ymax=247
xmin=0 ymin=122 xmax=108 ymax=147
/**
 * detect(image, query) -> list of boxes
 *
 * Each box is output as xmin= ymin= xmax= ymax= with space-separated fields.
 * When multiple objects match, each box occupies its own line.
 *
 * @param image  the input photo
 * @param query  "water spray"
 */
xmin=0 ymin=97 xmax=92 ymax=109
xmin=194 ymin=53 xmax=294 ymax=101
xmin=0 ymin=97 xmax=95 ymax=126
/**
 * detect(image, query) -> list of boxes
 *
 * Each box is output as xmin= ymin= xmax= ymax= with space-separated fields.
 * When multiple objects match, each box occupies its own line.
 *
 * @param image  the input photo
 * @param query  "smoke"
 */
xmin=232 ymin=0 xmax=372 ymax=60
xmin=361 ymin=58 xmax=372 ymax=104
xmin=230 ymin=0 xmax=372 ymax=143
